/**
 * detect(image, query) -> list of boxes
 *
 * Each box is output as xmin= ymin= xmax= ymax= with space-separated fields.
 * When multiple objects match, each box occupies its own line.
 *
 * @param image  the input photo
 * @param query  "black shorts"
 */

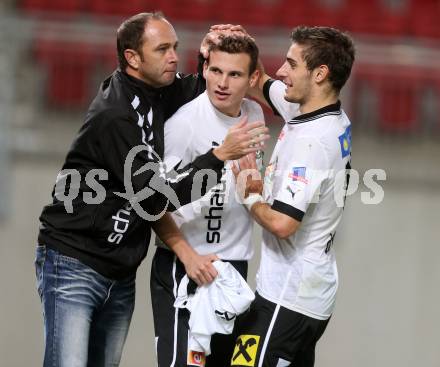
xmin=151 ymin=247 xmax=248 ymax=367
xmin=230 ymin=293 xmax=329 ymax=367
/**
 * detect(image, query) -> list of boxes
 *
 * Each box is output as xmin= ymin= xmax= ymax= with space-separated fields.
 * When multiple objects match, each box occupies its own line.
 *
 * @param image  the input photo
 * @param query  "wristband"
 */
xmin=243 ymin=193 xmax=264 ymax=211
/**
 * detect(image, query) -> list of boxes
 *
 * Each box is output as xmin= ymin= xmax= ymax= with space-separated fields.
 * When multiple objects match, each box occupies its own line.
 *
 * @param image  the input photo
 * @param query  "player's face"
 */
xmin=130 ymin=19 xmax=179 ymax=87
xmin=276 ymin=43 xmax=313 ymax=104
xmin=203 ymin=50 xmax=258 ymax=117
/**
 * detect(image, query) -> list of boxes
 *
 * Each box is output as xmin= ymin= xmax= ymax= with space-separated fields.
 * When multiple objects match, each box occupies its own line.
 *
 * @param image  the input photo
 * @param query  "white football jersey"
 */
xmin=157 ymin=91 xmax=264 ymax=260
xmin=257 ymin=80 xmax=352 ymax=320
xmin=263 ymin=79 xmax=300 ymax=120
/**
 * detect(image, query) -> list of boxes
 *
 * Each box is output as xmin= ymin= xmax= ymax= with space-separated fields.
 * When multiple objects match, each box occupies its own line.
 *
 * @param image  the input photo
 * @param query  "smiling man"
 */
xmin=231 ymin=26 xmax=355 ymax=367
xmin=150 ymin=36 xmax=265 ymax=367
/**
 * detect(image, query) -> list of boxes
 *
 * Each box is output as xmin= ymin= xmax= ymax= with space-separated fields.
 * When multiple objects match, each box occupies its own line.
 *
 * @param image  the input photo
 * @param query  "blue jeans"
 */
xmin=35 ymin=246 xmax=136 ymax=367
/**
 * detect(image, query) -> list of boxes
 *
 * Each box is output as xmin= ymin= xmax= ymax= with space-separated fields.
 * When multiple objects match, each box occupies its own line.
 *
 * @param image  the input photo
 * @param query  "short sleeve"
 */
xmin=272 ymin=136 xmax=329 ymax=221
xmin=263 ymin=79 xmax=300 ymax=122
xmin=163 ymin=109 xmax=195 ymax=171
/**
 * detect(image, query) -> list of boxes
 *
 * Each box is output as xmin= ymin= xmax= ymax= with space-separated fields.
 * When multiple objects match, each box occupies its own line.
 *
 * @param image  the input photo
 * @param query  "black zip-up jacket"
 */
xmin=38 ymin=69 xmax=224 ymax=280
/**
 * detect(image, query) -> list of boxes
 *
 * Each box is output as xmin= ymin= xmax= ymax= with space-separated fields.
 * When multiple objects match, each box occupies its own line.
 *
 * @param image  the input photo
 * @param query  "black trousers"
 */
xmin=150 ymin=247 xmax=248 ymax=367
xmin=230 ymin=292 xmax=330 ymax=367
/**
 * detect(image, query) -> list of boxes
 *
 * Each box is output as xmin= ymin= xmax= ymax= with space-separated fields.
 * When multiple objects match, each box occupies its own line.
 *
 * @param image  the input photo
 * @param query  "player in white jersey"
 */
xmin=150 ymin=36 xmax=265 ymax=367
xmin=230 ymin=26 xmax=355 ymax=367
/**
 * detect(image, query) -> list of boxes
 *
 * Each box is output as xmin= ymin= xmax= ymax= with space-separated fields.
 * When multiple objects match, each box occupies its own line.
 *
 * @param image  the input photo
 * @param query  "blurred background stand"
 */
xmin=0 ymin=14 xmax=17 ymax=221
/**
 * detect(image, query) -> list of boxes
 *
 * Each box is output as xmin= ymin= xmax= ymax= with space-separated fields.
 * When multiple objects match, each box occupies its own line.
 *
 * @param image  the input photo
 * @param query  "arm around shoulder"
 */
xmin=247 ymin=72 xmax=271 ymax=109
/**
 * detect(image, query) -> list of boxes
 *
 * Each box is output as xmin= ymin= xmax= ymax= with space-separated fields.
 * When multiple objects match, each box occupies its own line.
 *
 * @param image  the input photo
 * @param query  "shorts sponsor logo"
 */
xmin=187 ymin=350 xmax=206 ymax=367
xmin=231 ymin=335 xmax=260 ymax=367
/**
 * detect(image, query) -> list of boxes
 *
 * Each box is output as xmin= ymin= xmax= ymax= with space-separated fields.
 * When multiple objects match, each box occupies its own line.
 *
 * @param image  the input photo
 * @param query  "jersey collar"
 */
xmin=288 ymin=101 xmax=341 ymax=125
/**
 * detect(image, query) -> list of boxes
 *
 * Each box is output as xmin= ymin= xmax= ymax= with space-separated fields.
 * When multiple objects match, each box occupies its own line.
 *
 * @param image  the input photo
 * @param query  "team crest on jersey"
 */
xmin=187 ymin=350 xmax=206 ymax=367
xmin=338 ymin=125 xmax=352 ymax=158
xmin=231 ymin=335 xmax=260 ymax=367
xmin=288 ymin=167 xmax=308 ymax=184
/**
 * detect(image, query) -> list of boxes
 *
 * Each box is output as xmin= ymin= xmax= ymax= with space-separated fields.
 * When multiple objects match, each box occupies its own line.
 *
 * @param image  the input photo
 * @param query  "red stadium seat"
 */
xmin=34 ymin=38 xmax=95 ymax=108
xmin=343 ymin=0 xmax=408 ymax=37
xmin=353 ymin=64 xmax=423 ymax=134
xmin=88 ymin=0 xmax=146 ymax=17
xmin=168 ymin=0 xmax=214 ymax=22
xmin=101 ymin=45 xmax=119 ymax=73
xmin=207 ymin=0 xmax=249 ymax=24
xmin=21 ymin=0 xmax=84 ymax=13
xmin=154 ymin=0 xmax=189 ymax=21
xmin=276 ymin=0 xmax=310 ymax=28
xmin=20 ymin=0 xmax=49 ymax=12
xmin=240 ymin=0 xmax=281 ymax=28
xmin=308 ymin=0 xmax=346 ymax=29
xmin=408 ymin=0 xmax=440 ymax=40
xmin=276 ymin=0 xmax=346 ymax=30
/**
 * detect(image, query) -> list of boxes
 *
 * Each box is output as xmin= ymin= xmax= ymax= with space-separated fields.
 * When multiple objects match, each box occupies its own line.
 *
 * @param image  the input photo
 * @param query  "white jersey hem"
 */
xmin=257 ymin=289 xmax=331 ymax=321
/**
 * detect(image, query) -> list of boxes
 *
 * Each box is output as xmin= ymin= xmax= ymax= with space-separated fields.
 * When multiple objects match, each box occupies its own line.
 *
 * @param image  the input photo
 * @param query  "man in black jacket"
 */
xmin=35 ymin=12 xmax=267 ymax=367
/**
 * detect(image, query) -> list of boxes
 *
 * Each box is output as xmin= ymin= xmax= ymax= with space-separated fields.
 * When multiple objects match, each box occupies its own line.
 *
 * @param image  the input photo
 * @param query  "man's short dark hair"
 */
xmin=208 ymin=36 xmax=259 ymax=75
xmin=116 ymin=12 xmax=165 ymax=70
xmin=290 ymin=26 xmax=355 ymax=91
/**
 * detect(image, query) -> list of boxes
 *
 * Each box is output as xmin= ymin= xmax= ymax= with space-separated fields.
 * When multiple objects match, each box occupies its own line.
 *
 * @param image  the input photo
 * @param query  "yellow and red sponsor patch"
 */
xmin=187 ymin=350 xmax=206 ymax=367
xmin=231 ymin=334 xmax=260 ymax=367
